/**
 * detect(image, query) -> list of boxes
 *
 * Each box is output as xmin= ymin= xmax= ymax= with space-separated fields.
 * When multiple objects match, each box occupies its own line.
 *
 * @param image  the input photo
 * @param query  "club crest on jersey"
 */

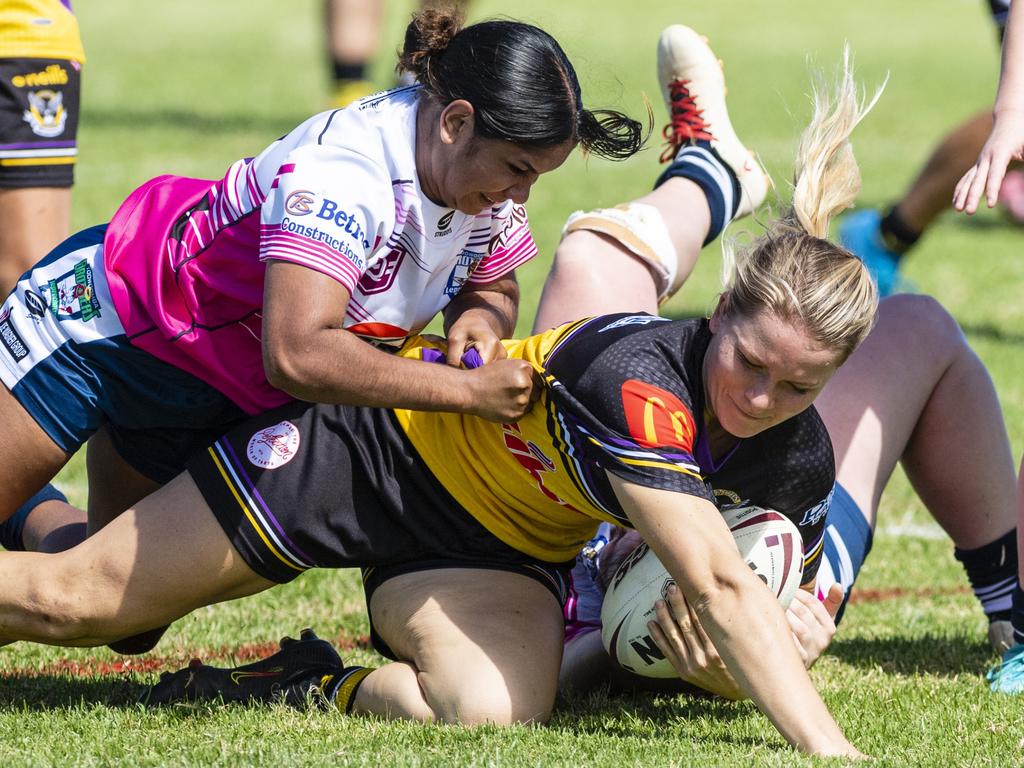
xmin=799 ymin=486 xmax=834 ymax=527
xmin=444 ymin=250 xmax=483 ymax=297
xmin=359 ymin=248 xmax=404 ymax=295
xmin=284 ymin=190 xmax=316 ymax=216
xmin=598 ymin=315 xmax=670 ymax=333
xmin=47 ymin=259 xmax=101 ymax=322
xmin=435 ymin=210 xmax=455 ymax=237
xmin=246 ymin=420 xmax=301 ymax=469
xmin=23 ymin=89 xmax=66 ymax=138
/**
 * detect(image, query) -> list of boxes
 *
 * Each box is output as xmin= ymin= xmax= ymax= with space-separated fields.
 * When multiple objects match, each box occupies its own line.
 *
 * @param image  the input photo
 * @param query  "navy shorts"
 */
xmin=815 ymin=482 xmax=873 ymax=625
xmin=0 ymin=58 xmax=81 ymax=187
xmin=0 ymin=225 xmax=248 ymax=482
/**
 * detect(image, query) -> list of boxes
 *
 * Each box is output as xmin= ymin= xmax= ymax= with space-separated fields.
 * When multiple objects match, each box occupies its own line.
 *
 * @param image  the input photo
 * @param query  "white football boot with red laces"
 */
xmin=657 ymin=25 xmax=769 ymax=219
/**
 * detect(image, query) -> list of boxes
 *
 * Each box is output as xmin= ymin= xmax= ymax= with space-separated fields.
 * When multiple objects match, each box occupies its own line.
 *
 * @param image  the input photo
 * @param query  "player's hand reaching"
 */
xmin=953 ymin=110 xmax=1024 ymax=213
xmin=648 ymin=582 xmax=845 ymax=698
xmin=649 ymin=582 xmax=744 ymax=700
xmin=786 ymin=584 xmax=843 ymax=669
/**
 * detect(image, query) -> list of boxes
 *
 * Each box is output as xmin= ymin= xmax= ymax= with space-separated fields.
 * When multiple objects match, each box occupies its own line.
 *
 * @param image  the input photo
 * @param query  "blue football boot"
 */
xmin=838 ymin=209 xmax=903 ymax=298
xmin=987 ymin=643 xmax=1024 ymax=693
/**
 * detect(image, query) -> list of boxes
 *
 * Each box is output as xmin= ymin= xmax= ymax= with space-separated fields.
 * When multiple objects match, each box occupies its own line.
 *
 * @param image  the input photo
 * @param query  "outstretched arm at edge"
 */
xmin=609 ymin=473 xmax=862 ymax=758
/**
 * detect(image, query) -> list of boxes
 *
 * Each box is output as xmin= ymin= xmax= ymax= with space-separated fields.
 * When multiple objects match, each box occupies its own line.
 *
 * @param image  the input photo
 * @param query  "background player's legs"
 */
xmin=357 ymin=568 xmax=564 ymax=724
xmin=816 ymin=294 xmax=1015 ymax=543
xmin=0 ymin=187 xmax=71 ymax=295
xmin=840 ymin=111 xmax=1022 ymax=295
xmin=898 ymin=112 xmax=997 ymax=237
xmin=0 ymin=472 xmax=274 ymax=646
xmin=325 ymin=0 xmax=384 ymax=107
xmin=815 ymin=294 xmax=1017 ymax=644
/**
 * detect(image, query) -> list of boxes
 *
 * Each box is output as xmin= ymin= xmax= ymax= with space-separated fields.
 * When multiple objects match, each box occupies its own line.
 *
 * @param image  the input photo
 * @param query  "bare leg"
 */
xmin=559 ymin=630 xmax=608 ymax=692
xmin=816 ymin=294 xmax=1016 ymax=547
xmin=533 ymin=178 xmax=710 ymax=332
xmin=355 ymin=568 xmax=564 ymax=724
xmin=85 ymin=425 xmax=162 ymax=534
xmin=0 ymin=386 xmax=74 ymax=522
xmin=325 ymin=0 xmax=384 ymax=70
xmin=0 ymin=472 xmax=274 ymax=646
xmin=0 ymin=187 xmax=71 ymax=296
xmin=21 ymin=499 xmax=84 ymax=554
xmin=14 ymin=425 xmax=161 ymax=554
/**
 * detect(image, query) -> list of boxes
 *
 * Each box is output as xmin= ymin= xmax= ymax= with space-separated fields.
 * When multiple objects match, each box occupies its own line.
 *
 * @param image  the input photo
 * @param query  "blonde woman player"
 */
xmin=547 ymin=26 xmax=1019 ymax=697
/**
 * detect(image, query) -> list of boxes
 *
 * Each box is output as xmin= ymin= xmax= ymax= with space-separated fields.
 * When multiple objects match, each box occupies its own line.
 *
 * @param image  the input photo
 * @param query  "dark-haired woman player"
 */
xmin=0 ymin=10 xmax=643 ymax=568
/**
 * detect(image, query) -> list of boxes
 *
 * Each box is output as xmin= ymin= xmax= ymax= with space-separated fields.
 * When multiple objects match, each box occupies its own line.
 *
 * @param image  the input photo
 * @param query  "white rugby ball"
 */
xmin=600 ymin=504 xmax=804 ymax=678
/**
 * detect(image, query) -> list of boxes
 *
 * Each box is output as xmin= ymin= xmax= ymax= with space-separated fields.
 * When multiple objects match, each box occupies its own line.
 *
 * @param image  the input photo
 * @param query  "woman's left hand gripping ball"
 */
xmin=648 ymin=581 xmax=845 ymax=698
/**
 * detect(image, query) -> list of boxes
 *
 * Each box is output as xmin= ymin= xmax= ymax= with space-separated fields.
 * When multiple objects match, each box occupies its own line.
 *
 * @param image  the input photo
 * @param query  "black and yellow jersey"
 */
xmin=0 ymin=0 xmax=85 ymax=62
xmin=394 ymin=314 xmax=835 ymax=575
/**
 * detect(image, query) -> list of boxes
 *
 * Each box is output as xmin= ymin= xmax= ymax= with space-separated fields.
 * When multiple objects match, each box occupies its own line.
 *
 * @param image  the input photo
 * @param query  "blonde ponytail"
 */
xmin=721 ymin=51 xmax=885 ymax=360
xmin=792 ymin=47 xmax=885 ymax=238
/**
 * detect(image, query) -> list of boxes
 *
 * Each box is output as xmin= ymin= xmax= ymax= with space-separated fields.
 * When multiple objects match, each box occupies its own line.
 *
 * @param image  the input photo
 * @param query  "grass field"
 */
xmin=2 ymin=0 xmax=1024 ymax=765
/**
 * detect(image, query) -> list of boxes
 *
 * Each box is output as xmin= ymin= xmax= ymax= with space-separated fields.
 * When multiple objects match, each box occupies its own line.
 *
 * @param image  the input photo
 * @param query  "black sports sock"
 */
xmin=878 ymin=205 xmax=921 ymax=255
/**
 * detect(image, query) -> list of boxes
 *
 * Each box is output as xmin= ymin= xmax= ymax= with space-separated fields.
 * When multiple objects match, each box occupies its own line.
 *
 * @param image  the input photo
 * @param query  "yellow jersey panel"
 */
xmin=393 ymin=323 xmax=620 ymax=562
xmin=0 ymin=0 xmax=85 ymax=62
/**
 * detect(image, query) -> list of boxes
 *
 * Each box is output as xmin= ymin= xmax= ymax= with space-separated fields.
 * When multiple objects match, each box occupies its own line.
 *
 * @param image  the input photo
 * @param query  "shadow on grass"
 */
xmin=960 ymin=321 xmax=1024 ymax=346
xmin=828 ymin=633 xmax=993 ymax=676
xmin=83 ymin=108 xmax=302 ymax=135
xmin=0 ymin=674 xmax=143 ymax=710
xmin=553 ymin=684 xmax=759 ymax=745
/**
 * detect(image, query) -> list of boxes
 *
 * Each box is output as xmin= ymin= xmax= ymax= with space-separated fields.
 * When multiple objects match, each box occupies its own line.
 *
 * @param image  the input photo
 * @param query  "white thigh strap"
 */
xmin=560 ymin=203 xmax=678 ymax=303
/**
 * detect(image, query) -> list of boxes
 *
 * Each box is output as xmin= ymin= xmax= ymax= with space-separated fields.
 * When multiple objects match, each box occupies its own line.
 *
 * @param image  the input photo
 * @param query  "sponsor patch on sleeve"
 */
xmin=620 ymin=379 xmax=696 ymax=452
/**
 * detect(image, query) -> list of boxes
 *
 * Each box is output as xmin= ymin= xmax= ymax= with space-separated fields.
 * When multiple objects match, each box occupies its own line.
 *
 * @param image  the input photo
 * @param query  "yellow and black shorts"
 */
xmin=0 ymin=57 xmax=80 ymax=187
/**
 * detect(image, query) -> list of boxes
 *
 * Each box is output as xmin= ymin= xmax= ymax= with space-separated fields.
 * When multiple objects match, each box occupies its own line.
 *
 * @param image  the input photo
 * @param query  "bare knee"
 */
xmin=428 ymin=679 xmax=553 ymax=726
xmin=20 ymin=554 xmax=118 ymax=645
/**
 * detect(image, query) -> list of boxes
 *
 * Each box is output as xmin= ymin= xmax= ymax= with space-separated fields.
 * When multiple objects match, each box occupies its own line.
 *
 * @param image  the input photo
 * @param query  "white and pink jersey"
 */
xmin=101 ymin=86 xmax=537 ymax=414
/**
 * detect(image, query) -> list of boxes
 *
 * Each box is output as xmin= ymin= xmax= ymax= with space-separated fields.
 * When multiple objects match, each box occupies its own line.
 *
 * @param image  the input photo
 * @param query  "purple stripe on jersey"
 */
xmin=60 ymin=0 xmax=73 ymax=10
xmin=277 ymin=163 xmax=296 ymax=175
xmin=0 ymin=141 xmax=77 ymax=150
xmin=803 ymin=527 xmax=825 ymax=559
xmin=219 ymin=438 xmax=316 ymax=566
xmin=695 ymin=431 xmax=742 ymax=473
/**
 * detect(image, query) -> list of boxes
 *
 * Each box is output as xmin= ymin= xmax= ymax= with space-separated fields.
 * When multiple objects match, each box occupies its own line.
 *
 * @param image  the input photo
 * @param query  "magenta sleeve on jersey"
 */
xmin=259 ymin=224 xmax=362 ymax=294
